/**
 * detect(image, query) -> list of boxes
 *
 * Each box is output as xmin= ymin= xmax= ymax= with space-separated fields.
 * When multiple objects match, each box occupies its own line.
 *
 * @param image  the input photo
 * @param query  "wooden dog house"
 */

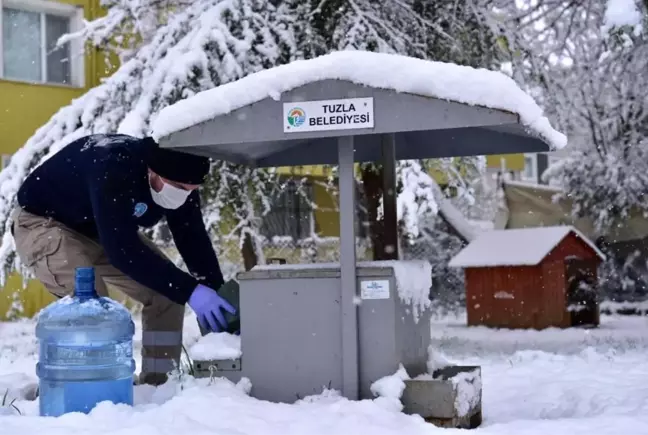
xmin=448 ymin=226 xmax=605 ymax=329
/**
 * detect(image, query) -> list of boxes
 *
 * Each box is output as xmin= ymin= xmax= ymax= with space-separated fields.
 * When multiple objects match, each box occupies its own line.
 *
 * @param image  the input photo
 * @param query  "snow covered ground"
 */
xmin=1 ymin=311 xmax=648 ymax=435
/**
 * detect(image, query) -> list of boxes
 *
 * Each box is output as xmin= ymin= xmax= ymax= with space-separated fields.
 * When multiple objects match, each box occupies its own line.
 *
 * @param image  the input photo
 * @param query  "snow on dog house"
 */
xmin=449 ymin=226 xmax=605 ymax=330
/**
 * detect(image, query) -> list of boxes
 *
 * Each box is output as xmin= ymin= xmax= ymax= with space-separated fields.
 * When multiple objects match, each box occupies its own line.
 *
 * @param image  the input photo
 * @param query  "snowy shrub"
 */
xmin=490 ymin=1 xmax=648 ymax=303
xmin=1 ymin=389 xmax=21 ymax=416
xmin=598 ymin=243 xmax=648 ymax=303
xmin=543 ymin=145 xmax=648 ymax=234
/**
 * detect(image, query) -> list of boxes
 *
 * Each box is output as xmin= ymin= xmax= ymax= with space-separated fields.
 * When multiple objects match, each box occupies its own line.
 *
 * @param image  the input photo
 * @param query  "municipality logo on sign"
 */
xmin=287 ymin=107 xmax=306 ymax=128
xmin=283 ymin=97 xmax=374 ymax=133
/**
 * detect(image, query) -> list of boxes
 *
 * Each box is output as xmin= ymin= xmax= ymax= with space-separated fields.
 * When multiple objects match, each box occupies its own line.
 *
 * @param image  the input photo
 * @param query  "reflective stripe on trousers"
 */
xmin=142 ymin=330 xmax=183 ymax=347
xmin=141 ymin=357 xmax=177 ymax=374
xmin=141 ymin=330 xmax=183 ymax=374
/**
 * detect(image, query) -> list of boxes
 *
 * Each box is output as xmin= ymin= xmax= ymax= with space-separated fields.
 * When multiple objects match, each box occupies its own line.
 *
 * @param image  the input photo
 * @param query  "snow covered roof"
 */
xmin=437 ymin=196 xmax=479 ymax=242
xmin=151 ymin=51 xmax=566 ymax=167
xmin=448 ymin=226 xmax=605 ymax=268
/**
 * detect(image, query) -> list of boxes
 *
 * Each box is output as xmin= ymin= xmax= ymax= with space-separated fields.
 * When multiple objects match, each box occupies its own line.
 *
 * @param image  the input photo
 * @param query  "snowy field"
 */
xmin=1 ymin=312 xmax=648 ymax=435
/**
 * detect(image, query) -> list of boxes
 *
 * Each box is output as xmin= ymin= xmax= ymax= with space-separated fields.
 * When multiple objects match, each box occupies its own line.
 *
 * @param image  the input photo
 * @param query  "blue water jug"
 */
xmin=35 ymin=267 xmax=135 ymax=417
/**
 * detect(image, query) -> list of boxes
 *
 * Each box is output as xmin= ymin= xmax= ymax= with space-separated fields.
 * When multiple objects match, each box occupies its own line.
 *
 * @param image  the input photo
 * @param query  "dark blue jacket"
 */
xmin=17 ymin=134 xmax=224 ymax=305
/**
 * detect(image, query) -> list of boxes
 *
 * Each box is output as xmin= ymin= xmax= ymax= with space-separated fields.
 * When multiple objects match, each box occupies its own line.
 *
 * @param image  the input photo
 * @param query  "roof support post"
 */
xmin=338 ymin=135 xmax=359 ymax=400
xmin=381 ymin=133 xmax=399 ymax=260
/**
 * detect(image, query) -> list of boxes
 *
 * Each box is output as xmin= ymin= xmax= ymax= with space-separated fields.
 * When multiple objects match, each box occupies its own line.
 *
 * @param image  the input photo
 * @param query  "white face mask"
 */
xmin=150 ymin=180 xmax=192 ymax=210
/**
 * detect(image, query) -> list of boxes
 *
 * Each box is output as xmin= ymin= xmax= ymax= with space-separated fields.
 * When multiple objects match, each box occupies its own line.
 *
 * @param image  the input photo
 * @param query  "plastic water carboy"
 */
xmin=35 ymin=267 xmax=135 ymax=417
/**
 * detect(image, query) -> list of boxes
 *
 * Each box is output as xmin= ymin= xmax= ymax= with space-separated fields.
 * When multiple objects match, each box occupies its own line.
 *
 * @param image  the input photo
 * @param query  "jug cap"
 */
xmin=75 ymin=267 xmax=97 ymax=298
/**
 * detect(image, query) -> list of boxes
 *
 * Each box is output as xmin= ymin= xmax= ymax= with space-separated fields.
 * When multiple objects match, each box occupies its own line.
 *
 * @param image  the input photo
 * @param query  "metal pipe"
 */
xmin=338 ymin=135 xmax=359 ymax=399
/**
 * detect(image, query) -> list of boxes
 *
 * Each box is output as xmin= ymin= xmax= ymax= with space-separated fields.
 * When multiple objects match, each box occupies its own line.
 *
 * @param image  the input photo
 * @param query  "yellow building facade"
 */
xmin=0 ymin=0 xmax=116 ymax=317
xmin=0 ymin=0 xmax=526 ymax=318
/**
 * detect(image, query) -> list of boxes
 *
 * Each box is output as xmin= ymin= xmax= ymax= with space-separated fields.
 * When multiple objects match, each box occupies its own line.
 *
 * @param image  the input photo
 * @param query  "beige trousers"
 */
xmin=11 ymin=207 xmax=185 ymax=386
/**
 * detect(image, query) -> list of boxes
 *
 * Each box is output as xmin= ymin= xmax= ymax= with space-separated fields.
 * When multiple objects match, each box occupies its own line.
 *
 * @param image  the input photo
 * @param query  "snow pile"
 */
xmin=152 ymin=50 xmax=567 ymax=150
xmin=451 ymin=369 xmax=482 ymax=418
xmin=370 ymin=364 xmax=410 ymax=400
xmin=448 ymin=226 xmax=605 ymax=268
xmin=0 ymin=373 xmax=38 ymax=403
xmin=429 ymin=313 xmax=648 ymax=357
xmin=603 ymin=0 xmax=643 ymax=34
xmin=4 ymin=314 xmax=648 ymax=433
xmin=1 ymin=376 xmax=440 ymax=435
xmin=188 ymin=332 xmax=241 ymax=361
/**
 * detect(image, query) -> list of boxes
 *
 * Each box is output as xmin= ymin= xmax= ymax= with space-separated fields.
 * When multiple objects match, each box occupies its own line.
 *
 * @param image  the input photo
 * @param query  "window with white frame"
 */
xmin=521 ymin=153 xmax=538 ymax=182
xmin=0 ymin=0 xmax=84 ymax=86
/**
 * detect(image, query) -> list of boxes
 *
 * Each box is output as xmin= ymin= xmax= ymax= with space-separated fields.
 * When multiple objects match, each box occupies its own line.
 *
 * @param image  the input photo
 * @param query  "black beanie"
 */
xmin=144 ymin=137 xmax=211 ymax=184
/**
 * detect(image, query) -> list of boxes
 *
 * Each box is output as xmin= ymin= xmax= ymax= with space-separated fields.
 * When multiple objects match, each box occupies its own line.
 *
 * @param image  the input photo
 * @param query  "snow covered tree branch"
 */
xmin=0 ymin=0 xmax=514 ymax=313
xmin=0 ymin=0 xmax=297 ymax=284
xmin=484 ymin=1 xmax=648 ymax=226
xmin=483 ymin=0 xmax=648 ymax=302
xmin=543 ymin=143 xmax=648 ymax=233
xmin=58 ymin=0 xmax=198 ymax=62
xmin=603 ymin=0 xmax=645 ymax=36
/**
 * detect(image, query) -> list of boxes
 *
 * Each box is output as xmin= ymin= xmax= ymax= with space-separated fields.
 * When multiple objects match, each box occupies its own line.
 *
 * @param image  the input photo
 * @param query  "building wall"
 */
xmin=0 ymin=0 xmax=117 ymax=319
xmin=0 ymin=0 xmax=117 ymax=158
xmin=464 ymin=265 xmax=544 ymax=329
xmin=485 ymin=154 xmax=525 ymax=172
xmin=538 ymin=259 xmax=568 ymax=328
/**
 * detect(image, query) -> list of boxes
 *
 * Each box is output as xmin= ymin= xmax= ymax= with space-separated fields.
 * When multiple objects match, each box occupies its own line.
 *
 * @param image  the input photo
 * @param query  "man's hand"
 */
xmin=188 ymin=284 xmax=237 ymax=333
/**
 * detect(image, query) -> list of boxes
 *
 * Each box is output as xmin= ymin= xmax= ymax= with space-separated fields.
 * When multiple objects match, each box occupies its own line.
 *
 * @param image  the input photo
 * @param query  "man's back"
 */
xmin=17 ymin=134 xmax=156 ymax=240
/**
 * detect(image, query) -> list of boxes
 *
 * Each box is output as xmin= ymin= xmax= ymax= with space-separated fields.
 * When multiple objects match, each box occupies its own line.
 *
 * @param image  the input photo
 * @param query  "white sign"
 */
xmin=283 ymin=97 xmax=374 ymax=133
xmin=360 ymin=279 xmax=390 ymax=300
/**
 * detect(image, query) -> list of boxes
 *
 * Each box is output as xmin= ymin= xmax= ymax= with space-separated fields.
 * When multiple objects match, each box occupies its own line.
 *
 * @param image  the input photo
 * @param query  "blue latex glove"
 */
xmin=188 ymin=284 xmax=237 ymax=333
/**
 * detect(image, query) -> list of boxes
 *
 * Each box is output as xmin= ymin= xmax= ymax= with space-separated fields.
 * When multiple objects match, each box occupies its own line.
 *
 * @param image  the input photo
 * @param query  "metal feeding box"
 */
xmin=154 ymin=51 xmax=563 ymax=404
xmin=193 ymin=262 xmax=432 ymax=402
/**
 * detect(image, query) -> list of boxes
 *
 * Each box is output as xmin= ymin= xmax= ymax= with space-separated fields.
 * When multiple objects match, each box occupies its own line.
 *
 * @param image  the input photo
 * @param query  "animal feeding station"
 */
xmin=152 ymin=50 xmax=565 ymax=424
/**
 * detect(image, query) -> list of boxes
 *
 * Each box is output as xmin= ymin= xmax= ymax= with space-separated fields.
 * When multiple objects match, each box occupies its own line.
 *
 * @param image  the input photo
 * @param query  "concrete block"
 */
xmin=401 ymin=366 xmax=482 ymax=429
